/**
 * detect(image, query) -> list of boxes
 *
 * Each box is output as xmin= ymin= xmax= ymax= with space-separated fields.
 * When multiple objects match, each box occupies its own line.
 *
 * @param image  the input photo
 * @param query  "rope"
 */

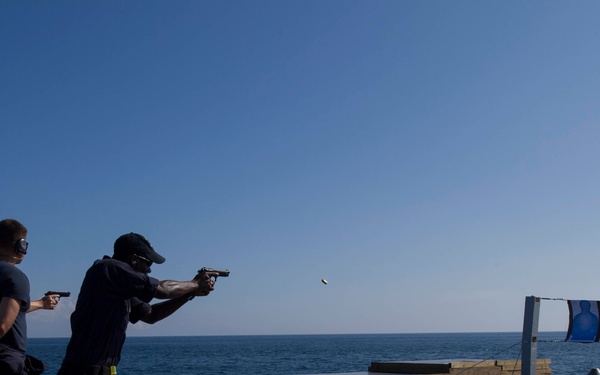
xmin=452 ymin=340 xmax=523 ymax=375
xmin=538 ymin=297 xmax=568 ymax=301
xmin=512 ymin=344 xmax=522 ymax=372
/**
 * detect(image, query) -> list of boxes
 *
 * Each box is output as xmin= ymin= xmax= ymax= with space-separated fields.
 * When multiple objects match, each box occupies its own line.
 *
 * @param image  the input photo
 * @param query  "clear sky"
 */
xmin=2 ymin=1 xmax=600 ymax=338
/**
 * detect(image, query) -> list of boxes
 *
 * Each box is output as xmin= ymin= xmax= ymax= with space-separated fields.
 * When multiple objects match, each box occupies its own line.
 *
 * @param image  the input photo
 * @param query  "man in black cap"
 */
xmin=57 ymin=232 xmax=216 ymax=375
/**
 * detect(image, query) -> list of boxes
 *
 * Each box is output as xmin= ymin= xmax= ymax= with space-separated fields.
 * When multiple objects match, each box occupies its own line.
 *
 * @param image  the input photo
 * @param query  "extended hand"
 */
xmin=41 ymin=295 xmax=59 ymax=310
xmin=193 ymin=272 xmax=216 ymax=296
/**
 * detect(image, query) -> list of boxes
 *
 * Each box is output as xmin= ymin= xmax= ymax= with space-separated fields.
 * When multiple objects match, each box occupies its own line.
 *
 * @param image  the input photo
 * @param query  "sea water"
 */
xmin=27 ymin=332 xmax=600 ymax=375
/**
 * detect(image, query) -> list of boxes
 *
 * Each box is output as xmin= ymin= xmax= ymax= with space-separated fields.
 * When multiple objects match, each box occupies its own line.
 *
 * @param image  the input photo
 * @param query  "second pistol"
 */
xmin=45 ymin=291 xmax=71 ymax=300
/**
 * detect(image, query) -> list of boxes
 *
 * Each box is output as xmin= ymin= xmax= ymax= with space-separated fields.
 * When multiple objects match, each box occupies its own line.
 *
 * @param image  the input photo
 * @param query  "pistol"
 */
xmin=45 ymin=291 xmax=71 ymax=299
xmin=198 ymin=267 xmax=230 ymax=279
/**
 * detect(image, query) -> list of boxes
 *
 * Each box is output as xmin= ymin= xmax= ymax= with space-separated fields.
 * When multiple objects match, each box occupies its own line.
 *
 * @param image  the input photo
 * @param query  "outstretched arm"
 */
xmin=141 ymin=294 xmax=191 ymax=324
xmin=153 ymin=271 xmax=216 ymax=299
xmin=154 ymin=280 xmax=200 ymax=299
xmin=28 ymin=295 xmax=59 ymax=312
xmin=142 ymin=276 xmax=214 ymax=324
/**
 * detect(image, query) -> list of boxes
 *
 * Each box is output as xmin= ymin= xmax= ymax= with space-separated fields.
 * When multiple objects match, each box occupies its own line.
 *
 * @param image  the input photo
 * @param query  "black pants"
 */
xmin=0 ymin=347 xmax=25 ymax=374
xmin=0 ymin=346 xmax=46 ymax=375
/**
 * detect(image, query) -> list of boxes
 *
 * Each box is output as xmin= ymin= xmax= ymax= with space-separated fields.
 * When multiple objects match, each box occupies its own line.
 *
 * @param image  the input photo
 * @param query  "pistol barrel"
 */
xmin=45 ymin=291 xmax=71 ymax=297
xmin=199 ymin=268 xmax=230 ymax=277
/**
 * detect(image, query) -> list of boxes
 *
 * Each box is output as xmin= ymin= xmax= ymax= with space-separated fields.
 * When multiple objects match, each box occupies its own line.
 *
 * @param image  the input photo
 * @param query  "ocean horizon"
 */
xmin=28 ymin=332 xmax=599 ymax=374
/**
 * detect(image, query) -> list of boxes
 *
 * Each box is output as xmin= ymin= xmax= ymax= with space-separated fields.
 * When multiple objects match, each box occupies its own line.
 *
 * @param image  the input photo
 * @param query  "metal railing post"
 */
xmin=521 ymin=296 xmax=540 ymax=375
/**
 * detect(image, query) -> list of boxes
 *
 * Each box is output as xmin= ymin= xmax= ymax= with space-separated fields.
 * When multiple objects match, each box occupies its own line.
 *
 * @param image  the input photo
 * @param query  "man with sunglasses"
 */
xmin=58 ymin=232 xmax=216 ymax=375
xmin=0 ymin=218 xmax=62 ymax=374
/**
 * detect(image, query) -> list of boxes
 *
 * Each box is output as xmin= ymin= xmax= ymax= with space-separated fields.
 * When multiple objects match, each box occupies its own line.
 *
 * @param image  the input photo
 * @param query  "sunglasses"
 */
xmin=15 ymin=239 xmax=28 ymax=255
xmin=136 ymin=254 xmax=153 ymax=267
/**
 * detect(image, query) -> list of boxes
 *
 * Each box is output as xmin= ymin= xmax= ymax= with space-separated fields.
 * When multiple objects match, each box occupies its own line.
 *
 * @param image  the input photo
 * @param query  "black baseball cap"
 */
xmin=113 ymin=232 xmax=166 ymax=264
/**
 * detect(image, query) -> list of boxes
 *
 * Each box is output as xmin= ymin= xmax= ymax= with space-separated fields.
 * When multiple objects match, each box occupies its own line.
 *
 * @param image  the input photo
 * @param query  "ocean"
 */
xmin=27 ymin=332 xmax=600 ymax=375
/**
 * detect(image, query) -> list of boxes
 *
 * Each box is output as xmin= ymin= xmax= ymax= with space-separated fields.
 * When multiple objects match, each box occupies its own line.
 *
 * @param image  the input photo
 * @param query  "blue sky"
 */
xmin=2 ymin=1 xmax=600 ymax=338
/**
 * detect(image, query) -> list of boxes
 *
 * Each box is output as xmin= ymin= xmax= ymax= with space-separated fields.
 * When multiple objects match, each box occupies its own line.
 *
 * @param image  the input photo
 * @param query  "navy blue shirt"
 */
xmin=62 ymin=257 xmax=158 ymax=366
xmin=0 ymin=261 xmax=31 ymax=353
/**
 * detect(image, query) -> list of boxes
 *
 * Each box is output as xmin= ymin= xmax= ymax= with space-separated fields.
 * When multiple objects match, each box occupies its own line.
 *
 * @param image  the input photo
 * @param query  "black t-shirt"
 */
xmin=62 ymin=257 xmax=158 ymax=366
xmin=0 ymin=261 xmax=31 ymax=354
